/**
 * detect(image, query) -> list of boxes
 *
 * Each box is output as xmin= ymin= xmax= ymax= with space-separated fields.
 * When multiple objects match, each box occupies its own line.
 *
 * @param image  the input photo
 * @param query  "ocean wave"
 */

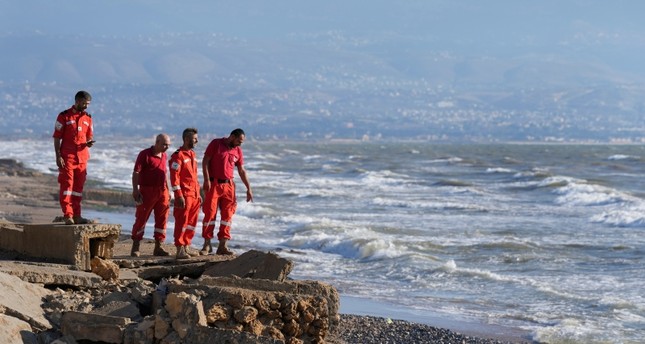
xmin=553 ymin=181 xmax=631 ymax=207
xmin=284 ymin=233 xmax=406 ymax=260
xmin=591 ymin=204 xmax=645 ymax=227
xmin=433 ymin=179 xmax=473 ymax=187
xmin=236 ymin=203 xmax=278 ymax=218
xmin=607 ymin=154 xmax=639 ymax=161
xmin=485 ymin=167 xmax=515 ymax=174
xmin=371 ymin=197 xmax=489 ymax=212
xmin=280 ymin=219 xmax=407 ymax=260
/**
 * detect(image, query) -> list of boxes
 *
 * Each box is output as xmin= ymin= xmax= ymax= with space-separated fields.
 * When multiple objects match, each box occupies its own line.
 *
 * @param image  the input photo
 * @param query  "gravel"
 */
xmin=327 ymin=314 xmax=535 ymax=344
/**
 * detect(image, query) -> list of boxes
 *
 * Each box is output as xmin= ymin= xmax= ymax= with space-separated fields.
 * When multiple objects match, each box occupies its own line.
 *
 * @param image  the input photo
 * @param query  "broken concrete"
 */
xmin=0 ymin=271 xmax=52 ymax=332
xmin=0 ymin=222 xmax=121 ymax=271
xmin=203 ymin=249 xmax=293 ymax=282
xmin=61 ymin=311 xmax=132 ymax=343
xmin=168 ymin=276 xmax=340 ymax=343
xmin=0 ymin=260 xmax=136 ymax=288
xmin=0 ymin=314 xmax=39 ymax=344
xmin=1 ymin=230 xmax=341 ymax=343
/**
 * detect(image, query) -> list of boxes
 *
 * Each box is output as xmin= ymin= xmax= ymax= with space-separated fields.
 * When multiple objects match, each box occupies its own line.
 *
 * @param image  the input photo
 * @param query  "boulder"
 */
xmin=61 ymin=311 xmax=131 ymax=344
xmin=202 ymin=250 xmax=293 ymax=281
xmin=0 ymin=313 xmax=39 ymax=344
xmin=0 ymin=271 xmax=52 ymax=331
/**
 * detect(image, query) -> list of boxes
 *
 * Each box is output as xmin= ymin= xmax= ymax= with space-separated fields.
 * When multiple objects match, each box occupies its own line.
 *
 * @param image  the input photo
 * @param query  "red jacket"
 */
xmin=169 ymin=148 xmax=200 ymax=198
xmin=52 ymin=107 xmax=93 ymax=162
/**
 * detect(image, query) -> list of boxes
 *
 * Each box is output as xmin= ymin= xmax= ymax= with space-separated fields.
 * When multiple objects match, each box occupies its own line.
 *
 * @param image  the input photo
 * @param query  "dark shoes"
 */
xmin=175 ymin=246 xmax=190 ymax=259
xmin=216 ymin=246 xmax=234 ymax=255
xmin=200 ymin=239 xmax=213 ymax=256
xmin=73 ymin=216 xmax=95 ymax=224
xmin=130 ymin=240 xmax=141 ymax=257
xmin=153 ymin=240 xmax=170 ymax=256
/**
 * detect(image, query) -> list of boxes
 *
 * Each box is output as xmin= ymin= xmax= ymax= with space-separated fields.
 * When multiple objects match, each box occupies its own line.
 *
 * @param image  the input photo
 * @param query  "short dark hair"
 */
xmin=182 ymin=127 xmax=198 ymax=140
xmin=75 ymin=90 xmax=92 ymax=102
xmin=230 ymin=128 xmax=245 ymax=137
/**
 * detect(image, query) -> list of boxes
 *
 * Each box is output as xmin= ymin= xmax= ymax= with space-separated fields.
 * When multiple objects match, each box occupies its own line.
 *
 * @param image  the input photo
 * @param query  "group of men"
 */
xmin=53 ymin=91 xmax=253 ymax=259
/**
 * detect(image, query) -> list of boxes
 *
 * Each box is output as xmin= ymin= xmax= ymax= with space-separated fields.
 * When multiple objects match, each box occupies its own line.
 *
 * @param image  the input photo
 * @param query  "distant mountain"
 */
xmin=0 ymin=32 xmax=644 ymax=142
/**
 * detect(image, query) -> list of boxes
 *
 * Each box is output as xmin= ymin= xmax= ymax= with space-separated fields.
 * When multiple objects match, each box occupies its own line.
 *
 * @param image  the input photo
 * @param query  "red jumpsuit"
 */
xmin=202 ymin=138 xmax=243 ymax=241
xmin=169 ymin=148 xmax=201 ymax=247
xmin=131 ymin=147 xmax=169 ymax=242
xmin=52 ymin=107 xmax=93 ymax=218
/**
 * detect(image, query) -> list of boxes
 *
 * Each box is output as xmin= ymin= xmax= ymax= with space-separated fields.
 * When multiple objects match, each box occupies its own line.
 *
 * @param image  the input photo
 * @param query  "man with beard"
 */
xmin=52 ymin=90 xmax=95 ymax=225
xmin=169 ymin=128 xmax=201 ymax=259
xmin=200 ymin=128 xmax=253 ymax=255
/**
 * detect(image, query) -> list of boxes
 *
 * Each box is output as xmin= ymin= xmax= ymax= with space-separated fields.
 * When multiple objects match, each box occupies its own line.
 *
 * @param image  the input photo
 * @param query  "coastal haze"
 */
xmin=1 ymin=1 xmax=645 ymax=141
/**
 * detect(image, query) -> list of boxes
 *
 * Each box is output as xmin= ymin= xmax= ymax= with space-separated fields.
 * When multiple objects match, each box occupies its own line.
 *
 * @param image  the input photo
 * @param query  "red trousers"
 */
xmin=173 ymin=195 xmax=201 ymax=246
xmin=58 ymin=155 xmax=87 ymax=218
xmin=131 ymin=186 xmax=169 ymax=242
xmin=202 ymin=182 xmax=237 ymax=241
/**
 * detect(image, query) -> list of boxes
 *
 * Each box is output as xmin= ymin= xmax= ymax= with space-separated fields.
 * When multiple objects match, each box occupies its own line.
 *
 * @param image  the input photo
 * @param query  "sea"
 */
xmin=3 ymin=137 xmax=645 ymax=344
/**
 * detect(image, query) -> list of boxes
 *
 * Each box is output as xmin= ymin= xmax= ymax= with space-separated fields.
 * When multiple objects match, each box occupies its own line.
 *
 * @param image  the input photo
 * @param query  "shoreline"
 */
xmin=339 ymin=295 xmax=533 ymax=343
xmin=0 ymin=158 xmax=535 ymax=343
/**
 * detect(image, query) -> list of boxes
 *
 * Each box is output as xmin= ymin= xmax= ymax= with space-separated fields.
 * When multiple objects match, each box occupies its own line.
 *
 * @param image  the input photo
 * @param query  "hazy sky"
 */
xmin=1 ymin=1 xmax=645 ymax=140
xmin=3 ymin=1 xmax=645 ymax=45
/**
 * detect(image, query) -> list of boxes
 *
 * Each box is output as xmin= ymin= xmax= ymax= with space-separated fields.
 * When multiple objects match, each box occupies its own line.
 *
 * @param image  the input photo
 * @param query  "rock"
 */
xmin=0 ymin=313 xmax=39 ymax=344
xmin=202 ymin=250 xmax=293 ymax=282
xmin=91 ymin=257 xmax=120 ymax=281
xmin=164 ymin=292 xmax=207 ymax=338
xmin=61 ymin=311 xmax=131 ymax=343
xmin=123 ymin=316 xmax=155 ymax=344
xmin=0 ymin=271 xmax=52 ymax=331
xmin=0 ymin=261 xmax=126 ymax=288
xmin=92 ymin=300 xmax=142 ymax=321
xmin=169 ymin=276 xmax=339 ymax=343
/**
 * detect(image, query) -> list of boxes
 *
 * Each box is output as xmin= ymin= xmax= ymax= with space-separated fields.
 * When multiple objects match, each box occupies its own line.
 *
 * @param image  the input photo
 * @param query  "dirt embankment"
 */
xmin=0 ymin=158 xmax=132 ymax=224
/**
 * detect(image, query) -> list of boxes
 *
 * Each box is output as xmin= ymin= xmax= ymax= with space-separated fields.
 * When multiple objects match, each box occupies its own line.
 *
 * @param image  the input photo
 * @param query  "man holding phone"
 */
xmin=52 ymin=90 xmax=95 ymax=225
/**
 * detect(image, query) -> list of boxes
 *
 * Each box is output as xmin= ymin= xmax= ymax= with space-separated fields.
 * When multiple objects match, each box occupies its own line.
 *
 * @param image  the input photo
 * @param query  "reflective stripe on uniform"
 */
xmin=172 ymin=185 xmax=181 ymax=191
xmin=221 ymin=220 xmax=232 ymax=227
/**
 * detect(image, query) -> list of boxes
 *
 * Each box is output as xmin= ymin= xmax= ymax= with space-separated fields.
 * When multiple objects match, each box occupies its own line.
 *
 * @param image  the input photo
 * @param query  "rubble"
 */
xmin=0 ymin=223 xmax=340 ymax=343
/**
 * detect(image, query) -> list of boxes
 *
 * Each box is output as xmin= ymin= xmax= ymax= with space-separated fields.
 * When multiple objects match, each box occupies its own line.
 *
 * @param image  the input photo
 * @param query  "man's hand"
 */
xmin=203 ymin=180 xmax=211 ymax=193
xmin=56 ymin=156 xmax=65 ymax=169
xmin=175 ymin=196 xmax=186 ymax=208
xmin=86 ymin=140 xmax=95 ymax=148
xmin=132 ymin=190 xmax=143 ymax=206
xmin=246 ymin=189 xmax=253 ymax=202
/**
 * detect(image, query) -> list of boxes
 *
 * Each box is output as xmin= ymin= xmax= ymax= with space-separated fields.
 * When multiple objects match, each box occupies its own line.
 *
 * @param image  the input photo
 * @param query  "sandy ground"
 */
xmin=0 ymin=159 xmax=62 ymax=224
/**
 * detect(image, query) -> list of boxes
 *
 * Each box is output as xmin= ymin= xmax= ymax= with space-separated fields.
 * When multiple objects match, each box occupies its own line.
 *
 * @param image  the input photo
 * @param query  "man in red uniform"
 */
xmin=200 ymin=128 xmax=253 ymax=256
xmin=169 ymin=128 xmax=201 ymax=259
xmin=52 ymin=90 xmax=95 ymax=225
xmin=130 ymin=133 xmax=172 ymax=257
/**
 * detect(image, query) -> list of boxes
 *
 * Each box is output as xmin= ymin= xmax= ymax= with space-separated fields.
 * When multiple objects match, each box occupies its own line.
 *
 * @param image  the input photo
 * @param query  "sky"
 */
xmin=3 ymin=1 xmax=645 ymax=41
xmin=3 ymin=1 xmax=645 ymax=74
xmin=2 ymin=1 xmax=645 ymax=141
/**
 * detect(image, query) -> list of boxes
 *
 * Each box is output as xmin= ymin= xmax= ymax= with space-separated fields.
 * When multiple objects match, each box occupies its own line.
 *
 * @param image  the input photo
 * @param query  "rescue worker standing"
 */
xmin=169 ymin=128 xmax=201 ymax=259
xmin=130 ymin=133 xmax=172 ymax=257
xmin=52 ymin=90 xmax=95 ymax=225
xmin=200 ymin=128 xmax=253 ymax=256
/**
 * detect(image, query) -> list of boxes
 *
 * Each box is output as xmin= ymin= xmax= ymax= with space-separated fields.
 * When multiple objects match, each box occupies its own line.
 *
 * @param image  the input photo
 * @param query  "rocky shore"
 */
xmin=0 ymin=158 xmax=533 ymax=343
